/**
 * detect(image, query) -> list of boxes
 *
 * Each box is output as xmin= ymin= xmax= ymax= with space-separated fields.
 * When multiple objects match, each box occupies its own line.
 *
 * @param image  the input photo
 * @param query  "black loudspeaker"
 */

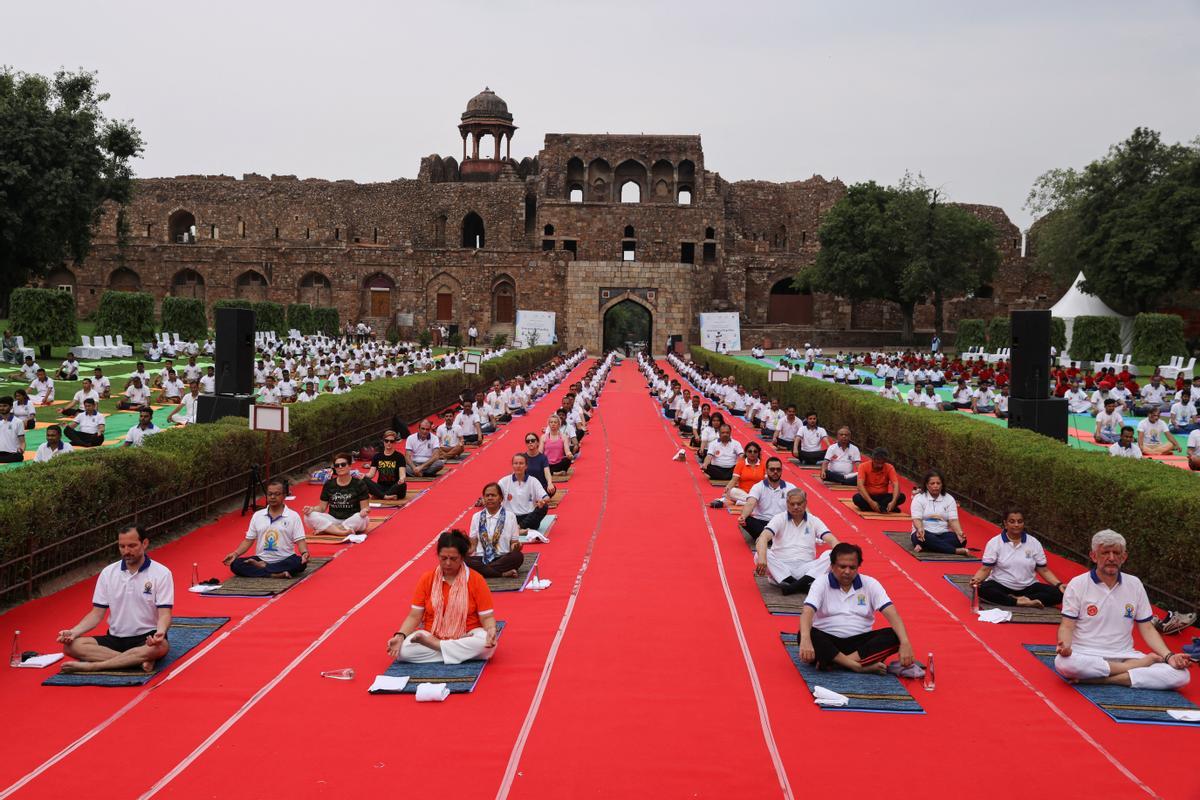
xmin=215 ymin=307 xmax=255 ymax=395
xmin=196 ymin=394 xmax=254 ymax=423
xmin=449 ymin=324 xmax=460 ymax=338
xmin=1008 ymin=397 xmax=1068 ymax=442
xmin=1010 ymin=310 xmax=1051 ymax=399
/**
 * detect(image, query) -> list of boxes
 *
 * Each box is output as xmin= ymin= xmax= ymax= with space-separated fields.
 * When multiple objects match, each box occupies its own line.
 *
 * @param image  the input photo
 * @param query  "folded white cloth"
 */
xmin=812 ymin=685 xmax=849 ymax=707
xmin=342 ymin=533 xmax=368 ymax=544
xmin=414 ymin=682 xmax=451 ymax=702
xmin=16 ymin=652 xmax=64 ymax=668
xmin=187 ymin=584 xmax=218 ymax=593
xmin=672 ymin=448 xmax=686 ymax=461
xmin=977 ymin=608 xmax=1013 ymax=624
xmin=521 ymin=531 xmax=550 ymax=544
xmin=367 ymin=675 xmax=410 ymax=694
xmin=527 ymin=578 xmax=552 ymax=591
xmin=1167 ymin=709 xmax=1200 ymax=723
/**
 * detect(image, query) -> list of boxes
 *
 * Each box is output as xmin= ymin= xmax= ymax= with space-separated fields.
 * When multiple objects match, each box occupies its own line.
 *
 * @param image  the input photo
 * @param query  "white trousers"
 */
xmin=766 ymin=550 xmax=831 ymax=585
xmin=1055 ymin=652 xmax=1191 ymax=690
xmin=728 ymin=487 xmax=749 ymax=504
xmin=399 ymin=627 xmax=493 ymax=665
xmin=305 ymin=511 xmax=367 ymax=533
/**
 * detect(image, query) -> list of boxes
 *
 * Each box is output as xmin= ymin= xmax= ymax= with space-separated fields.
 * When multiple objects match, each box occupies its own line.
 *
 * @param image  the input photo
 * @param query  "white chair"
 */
xmin=78 ymin=335 xmax=100 ymax=359
xmin=1160 ymin=356 xmax=1195 ymax=381
xmin=104 ymin=335 xmax=121 ymax=357
xmin=15 ymin=336 xmax=34 ymax=360
xmin=113 ymin=335 xmax=133 ymax=357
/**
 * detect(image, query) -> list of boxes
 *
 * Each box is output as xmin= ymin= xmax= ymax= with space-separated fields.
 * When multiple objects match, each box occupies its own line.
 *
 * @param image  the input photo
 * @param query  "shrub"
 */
xmin=160 ymin=297 xmax=208 ymax=341
xmin=986 ymin=316 xmax=1011 ymax=348
xmin=491 ymin=333 xmax=508 ymax=349
xmin=448 ymin=332 xmax=463 ymax=348
xmin=93 ymin=291 xmax=155 ymax=347
xmin=691 ymin=345 xmax=1200 ymax=606
xmin=313 ymin=306 xmax=339 ymax=336
xmin=212 ymin=299 xmax=253 ymax=311
xmin=1070 ymin=316 xmax=1122 ymax=362
xmin=1050 ymin=316 xmax=1067 ymax=352
xmin=1132 ymin=313 xmax=1187 ymax=366
xmin=955 ymin=319 xmax=986 ymax=351
xmin=252 ymin=301 xmax=286 ymax=338
xmin=418 ymin=329 xmax=433 ymax=348
xmin=286 ymin=303 xmax=315 ymax=336
xmin=9 ymin=288 xmax=78 ymax=356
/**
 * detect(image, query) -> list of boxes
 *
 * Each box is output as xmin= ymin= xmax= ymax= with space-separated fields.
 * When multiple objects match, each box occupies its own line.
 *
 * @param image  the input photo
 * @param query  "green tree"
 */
xmin=9 ymin=287 xmax=78 ymax=357
xmin=0 ymin=69 xmax=143 ymax=310
xmin=93 ymin=290 xmax=155 ymax=346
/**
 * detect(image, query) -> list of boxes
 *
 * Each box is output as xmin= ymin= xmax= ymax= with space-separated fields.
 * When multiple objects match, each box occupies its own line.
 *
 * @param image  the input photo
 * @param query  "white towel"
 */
xmin=342 ymin=533 xmax=368 ymax=544
xmin=521 ymin=531 xmax=549 ymax=544
xmin=812 ymin=685 xmax=849 ymax=707
xmin=976 ymin=608 xmax=1013 ymax=624
xmin=16 ymin=652 xmax=64 ymax=668
xmin=527 ymin=578 xmax=552 ymax=591
xmin=187 ymin=584 xmax=218 ymax=593
xmin=414 ymin=682 xmax=451 ymax=702
xmin=367 ymin=675 xmax=410 ymax=694
xmin=1167 ymin=709 xmax=1200 ymax=723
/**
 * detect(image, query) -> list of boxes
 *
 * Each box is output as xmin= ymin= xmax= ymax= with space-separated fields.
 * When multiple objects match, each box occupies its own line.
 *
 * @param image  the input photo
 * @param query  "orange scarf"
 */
xmin=429 ymin=566 xmax=470 ymax=640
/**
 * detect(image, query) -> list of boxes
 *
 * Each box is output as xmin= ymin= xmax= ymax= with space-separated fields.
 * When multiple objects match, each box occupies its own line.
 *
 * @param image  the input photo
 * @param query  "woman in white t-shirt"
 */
xmin=909 ymin=469 xmax=968 ymax=555
xmin=969 ymin=507 xmax=1065 ymax=608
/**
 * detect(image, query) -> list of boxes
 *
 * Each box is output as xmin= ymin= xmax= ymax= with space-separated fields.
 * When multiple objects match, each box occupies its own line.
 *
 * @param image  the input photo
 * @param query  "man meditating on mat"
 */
xmin=1136 ymin=406 xmax=1181 ymax=456
xmin=57 ymin=525 xmax=173 ymax=674
xmin=386 ymin=530 xmax=498 ymax=665
xmin=702 ymin=423 xmax=744 ymax=482
xmin=304 ymin=453 xmax=370 ymax=535
xmin=405 ymin=419 xmax=445 ymax=477
xmin=1054 ymin=529 xmax=1190 ymax=690
xmin=224 ymin=479 xmax=310 ymax=578
xmin=739 ymin=457 xmax=794 ymax=538
xmin=909 ymin=469 xmax=968 ymax=555
xmin=772 ymin=405 xmax=803 ymax=452
xmin=798 ymin=542 xmax=915 ymax=673
xmin=467 ymin=482 xmax=524 ymax=578
xmin=64 ymin=397 xmax=105 ymax=448
xmin=821 ymin=427 xmax=861 ymax=486
xmin=754 ymin=488 xmax=840 ymax=596
xmin=499 ymin=453 xmax=550 ymax=534
xmin=853 ymin=448 xmax=906 ymax=514
xmin=969 ymin=507 xmax=1065 ymax=608
xmin=793 ymin=411 xmax=829 ymax=465
xmin=434 ymin=408 xmax=466 ymax=461
xmin=364 ymin=431 xmax=407 ymax=500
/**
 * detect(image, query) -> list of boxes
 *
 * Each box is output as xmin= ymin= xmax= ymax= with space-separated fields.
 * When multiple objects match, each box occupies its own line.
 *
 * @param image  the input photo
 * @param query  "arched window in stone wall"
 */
xmin=678 ymin=188 xmax=693 ymax=205
xmin=492 ymin=277 xmax=515 ymax=324
xmin=616 ymin=159 xmax=647 ymax=204
xmin=299 ymin=271 xmax=332 ymax=306
xmin=46 ymin=266 xmax=77 ymax=294
xmin=651 ymin=160 xmax=673 ymax=202
xmin=462 ymin=212 xmax=485 ymax=248
xmin=772 ymin=225 xmax=788 ymax=250
xmin=566 ymin=157 xmax=585 ymax=201
xmin=766 ymin=276 xmax=813 ymax=324
xmin=235 ymin=269 xmax=269 ymax=302
xmin=108 ymin=267 xmax=141 ymax=292
xmin=168 ymin=210 xmax=196 ymax=244
xmin=171 ymin=268 xmax=205 ymax=300
xmin=587 ymin=159 xmax=612 ymax=202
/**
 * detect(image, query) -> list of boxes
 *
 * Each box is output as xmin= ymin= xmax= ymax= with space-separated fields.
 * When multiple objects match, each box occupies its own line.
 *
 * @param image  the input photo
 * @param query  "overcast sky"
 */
xmin=4 ymin=0 xmax=1198 ymax=228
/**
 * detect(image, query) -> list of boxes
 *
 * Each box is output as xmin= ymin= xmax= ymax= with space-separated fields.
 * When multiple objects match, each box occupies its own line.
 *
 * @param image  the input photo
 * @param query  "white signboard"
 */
xmin=250 ymin=404 xmax=290 ymax=433
xmin=463 ymin=361 xmax=479 ymax=374
xmin=768 ymin=369 xmax=791 ymax=383
xmin=514 ymin=310 xmax=557 ymax=347
xmin=699 ymin=312 xmax=741 ymax=352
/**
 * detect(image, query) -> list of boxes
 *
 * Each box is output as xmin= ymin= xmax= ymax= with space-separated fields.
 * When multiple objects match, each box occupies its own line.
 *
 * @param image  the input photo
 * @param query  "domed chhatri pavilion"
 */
xmin=58 ymin=88 xmax=1052 ymax=351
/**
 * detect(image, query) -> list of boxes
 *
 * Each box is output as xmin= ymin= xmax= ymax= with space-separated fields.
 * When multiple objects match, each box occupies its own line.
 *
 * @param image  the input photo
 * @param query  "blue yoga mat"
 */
xmin=43 ymin=617 xmax=230 ymax=687
xmin=382 ymin=621 xmax=506 ymax=694
xmin=1024 ymin=644 xmax=1200 ymax=726
xmin=778 ymin=633 xmax=925 ymax=714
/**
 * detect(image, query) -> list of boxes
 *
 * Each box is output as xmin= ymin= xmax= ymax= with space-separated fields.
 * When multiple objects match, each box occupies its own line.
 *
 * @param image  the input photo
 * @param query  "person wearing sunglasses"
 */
xmin=723 ymin=441 xmax=766 ymax=505
xmin=364 ymin=432 xmax=407 ymax=500
xmin=523 ymin=431 xmax=555 ymax=497
xmin=304 ymin=452 xmax=370 ymax=535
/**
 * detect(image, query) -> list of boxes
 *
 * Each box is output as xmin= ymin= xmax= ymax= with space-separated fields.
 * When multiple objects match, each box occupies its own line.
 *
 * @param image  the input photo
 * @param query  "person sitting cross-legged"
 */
xmin=909 ymin=468 xmax=969 ymax=556
xmin=797 ymin=542 xmax=916 ymax=674
xmin=34 ymin=423 xmax=73 ymax=462
xmin=852 ymin=447 xmax=907 ymax=514
xmin=723 ymin=441 xmax=765 ymax=504
xmin=121 ymin=406 xmax=160 ymax=447
xmin=1054 ymin=529 xmax=1190 ymax=690
xmin=793 ymin=412 xmax=829 ymax=465
xmin=61 ymin=378 xmax=99 ymax=416
xmin=754 ymin=488 xmax=840 ymax=596
xmin=738 ymin=457 xmax=793 ymax=538
xmin=364 ymin=431 xmax=407 ymax=500
xmin=1137 ymin=406 xmax=1181 ymax=456
xmin=969 ymin=507 xmax=1065 ymax=608
xmin=303 ymin=452 xmax=370 ymax=535
xmin=499 ymin=452 xmax=550 ymax=533
xmin=118 ymin=375 xmax=152 ymax=411
xmin=56 ymin=525 xmax=172 ymax=674
xmin=434 ymin=408 xmax=466 ymax=461
xmin=223 ymin=479 xmax=310 ymax=578
xmin=466 ymin=482 xmax=525 ymax=578
xmin=385 ymin=530 xmax=498 ymax=665
xmin=405 ymin=419 xmax=445 ymax=477
xmin=64 ymin=398 xmax=105 ymax=447
xmin=701 ymin=423 xmax=744 ymax=482
xmin=820 ymin=426 xmax=861 ymax=486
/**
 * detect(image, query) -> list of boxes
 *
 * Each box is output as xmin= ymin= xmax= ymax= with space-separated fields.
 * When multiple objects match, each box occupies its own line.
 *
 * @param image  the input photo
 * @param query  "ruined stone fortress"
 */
xmin=57 ymin=89 xmax=1054 ymax=351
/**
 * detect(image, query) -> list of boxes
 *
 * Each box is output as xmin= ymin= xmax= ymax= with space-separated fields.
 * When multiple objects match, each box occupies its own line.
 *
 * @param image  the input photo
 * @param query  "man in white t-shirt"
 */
xmin=498 ymin=453 xmax=550 ymax=532
xmin=1168 ymin=389 xmax=1197 ymax=435
xmin=34 ymin=424 xmax=73 ymax=462
xmin=821 ymin=427 xmax=861 ymax=486
xmin=772 ymin=405 xmax=803 ymax=451
xmin=118 ymin=376 xmax=151 ymax=411
xmin=57 ymin=526 xmax=173 ymax=673
xmin=738 ymin=457 xmax=793 ymax=537
xmin=434 ymin=408 xmax=466 ymax=460
xmin=64 ymin=398 xmax=105 ymax=447
xmin=167 ymin=381 xmax=202 ymax=425
xmin=702 ymin=424 xmax=744 ymax=481
xmin=29 ymin=368 xmax=55 ymax=405
xmin=1093 ymin=398 xmax=1124 ymax=445
xmin=754 ymin=489 xmax=840 ymax=595
xmin=794 ymin=413 xmax=829 ymax=465
xmin=1136 ymin=406 xmax=1180 ymax=455
xmin=61 ymin=378 xmax=100 ymax=416
xmin=223 ymin=480 xmax=309 ymax=578
xmin=122 ymin=407 xmax=160 ymax=447
xmin=1055 ymin=530 xmax=1190 ymax=690
xmin=798 ymin=542 xmax=916 ymax=673
xmin=1134 ymin=376 xmax=1171 ymax=416
xmin=0 ymin=395 xmax=26 ymax=462
xmin=878 ymin=377 xmax=901 ymax=401
xmin=405 ymin=420 xmax=445 ymax=477
xmin=1108 ymin=426 xmax=1142 ymax=459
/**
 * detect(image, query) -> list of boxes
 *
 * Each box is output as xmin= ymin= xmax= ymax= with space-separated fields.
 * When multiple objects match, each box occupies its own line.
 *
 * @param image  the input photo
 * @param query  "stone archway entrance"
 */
xmin=603 ymin=299 xmax=652 ymax=353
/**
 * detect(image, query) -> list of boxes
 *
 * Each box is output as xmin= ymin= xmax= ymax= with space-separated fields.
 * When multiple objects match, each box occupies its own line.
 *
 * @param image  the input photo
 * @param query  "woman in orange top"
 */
xmin=724 ymin=441 xmax=767 ymax=504
xmin=386 ymin=530 xmax=498 ymax=665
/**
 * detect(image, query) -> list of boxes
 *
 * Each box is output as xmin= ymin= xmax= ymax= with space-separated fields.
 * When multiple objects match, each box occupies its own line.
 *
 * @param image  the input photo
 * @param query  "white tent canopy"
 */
xmin=1050 ymin=271 xmax=1133 ymax=359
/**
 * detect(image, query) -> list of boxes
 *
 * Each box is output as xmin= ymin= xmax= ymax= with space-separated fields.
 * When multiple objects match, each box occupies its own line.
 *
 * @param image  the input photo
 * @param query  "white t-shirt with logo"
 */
xmin=1136 ymin=418 xmax=1169 ymax=447
xmin=245 ymin=507 xmax=306 ymax=564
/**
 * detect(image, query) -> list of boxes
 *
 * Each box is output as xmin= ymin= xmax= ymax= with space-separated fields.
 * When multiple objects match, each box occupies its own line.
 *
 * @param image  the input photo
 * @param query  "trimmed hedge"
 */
xmin=287 ymin=303 xmax=315 ymax=336
xmin=9 ymin=288 xmax=78 ymax=352
xmin=94 ymin=291 xmax=156 ymax=346
xmin=313 ymin=306 xmax=339 ymax=336
xmin=955 ymin=319 xmax=986 ymax=350
xmin=986 ymin=316 xmax=1011 ymax=348
xmin=1050 ymin=316 xmax=1067 ymax=353
xmin=690 ymin=346 xmax=1200 ymax=606
xmin=252 ymin=301 xmax=287 ymax=338
xmin=0 ymin=344 xmax=559 ymax=603
xmin=1070 ymin=316 xmax=1122 ymax=362
xmin=160 ymin=297 xmax=208 ymax=341
xmin=1132 ymin=313 xmax=1187 ymax=366
xmin=212 ymin=299 xmax=253 ymax=311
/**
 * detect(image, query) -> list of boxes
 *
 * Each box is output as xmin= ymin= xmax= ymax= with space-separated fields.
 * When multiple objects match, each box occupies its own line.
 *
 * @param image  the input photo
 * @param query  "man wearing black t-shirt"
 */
xmin=365 ymin=431 xmax=407 ymax=499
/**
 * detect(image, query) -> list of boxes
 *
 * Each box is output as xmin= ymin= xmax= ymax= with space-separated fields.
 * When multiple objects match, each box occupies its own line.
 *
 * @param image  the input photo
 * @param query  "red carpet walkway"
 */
xmin=0 ymin=358 xmax=1196 ymax=799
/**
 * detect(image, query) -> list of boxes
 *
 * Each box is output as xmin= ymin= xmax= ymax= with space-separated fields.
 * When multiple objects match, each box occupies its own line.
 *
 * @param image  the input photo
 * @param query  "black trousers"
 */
xmin=705 ymin=463 xmax=734 ymax=481
xmin=515 ymin=507 xmax=547 ymax=531
xmin=824 ymin=470 xmax=858 ymax=486
xmin=365 ymin=478 xmax=408 ymax=499
xmin=465 ymin=550 xmax=523 ymax=578
xmin=65 ymin=428 xmax=103 ymax=447
xmin=231 ymin=553 xmax=306 ymax=578
xmin=0 ymin=451 xmax=22 ymax=463
xmin=796 ymin=449 xmax=824 ymax=465
xmin=978 ymin=580 xmax=1062 ymax=607
xmin=852 ymin=491 xmax=907 ymax=511
xmin=743 ymin=516 xmax=769 ymax=537
xmin=809 ymin=627 xmax=900 ymax=670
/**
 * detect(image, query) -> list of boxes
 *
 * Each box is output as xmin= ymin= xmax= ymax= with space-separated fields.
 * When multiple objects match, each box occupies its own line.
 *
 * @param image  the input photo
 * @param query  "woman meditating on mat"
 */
xmin=304 ymin=453 xmax=370 ymax=535
xmin=695 ymin=411 xmax=724 ymax=461
xmin=724 ymin=441 xmax=766 ymax=504
xmin=386 ymin=530 xmax=498 ymax=665
xmin=11 ymin=388 xmax=36 ymax=430
xmin=523 ymin=432 xmax=556 ymax=496
xmin=968 ymin=507 xmax=1064 ymax=609
xmin=1054 ymin=529 xmax=1190 ymax=690
xmin=224 ymin=479 xmax=310 ymax=579
xmin=541 ymin=413 xmax=574 ymax=476
xmin=702 ymin=424 xmax=744 ymax=482
xmin=909 ymin=469 xmax=968 ymax=556
xmin=798 ymin=542 xmax=916 ymax=674
xmin=466 ymin=483 xmax=524 ymax=578
xmin=755 ymin=488 xmax=840 ymax=596
xmin=499 ymin=453 xmax=551 ymax=533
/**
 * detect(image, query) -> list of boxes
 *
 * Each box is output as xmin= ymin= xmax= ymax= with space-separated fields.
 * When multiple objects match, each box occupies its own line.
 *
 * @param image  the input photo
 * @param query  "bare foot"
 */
xmin=270 ymin=571 xmax=292 ymax=579
xmin=854 ymin=661 xmax=888 ymax=676
xmin=913 ymin=544 xmax=923 ymax=552
xmin=1015 ymin=596 xmax=1044 ymax=608
xmin=408 ymin=631 xmax=431 ymax=647
xmin=60 ymin=661 xmax=91 ymax=673
xmin=501 ymin=569 xmax=518 ymax=577
xmin=141 ymin=659 xmax=157 ymax=673
xmin=955 ymin=548 xmax=971 ymax=556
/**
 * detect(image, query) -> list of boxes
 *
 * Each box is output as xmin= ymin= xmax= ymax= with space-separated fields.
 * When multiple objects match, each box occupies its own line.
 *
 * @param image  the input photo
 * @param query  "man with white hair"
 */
xmin=754 ymin=488 xmax=840 ymax=596
xmin=1054 ymin=529 xmax=1191 ymax=690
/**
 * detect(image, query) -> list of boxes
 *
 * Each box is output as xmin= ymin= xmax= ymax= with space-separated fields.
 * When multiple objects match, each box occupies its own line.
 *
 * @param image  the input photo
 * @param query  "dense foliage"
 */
xmin=93 ymin=290 xmax=155 ymax=346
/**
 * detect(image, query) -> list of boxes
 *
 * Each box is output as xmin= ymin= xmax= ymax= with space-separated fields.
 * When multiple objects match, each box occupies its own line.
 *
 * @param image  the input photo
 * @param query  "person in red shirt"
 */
xmin=1065 ymin=363 xmax=1080 ymax=379
xmin=852 ymin=448 xmax=906 ymax=514
xmin=1098 ymin=368 xmax=1117 ymax=391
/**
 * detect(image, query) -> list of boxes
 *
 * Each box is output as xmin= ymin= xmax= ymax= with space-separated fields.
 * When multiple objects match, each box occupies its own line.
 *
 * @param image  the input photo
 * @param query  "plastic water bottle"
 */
xmin=191 ymin=563 xmax=199 ymax=587
xmin=9 ymin=630 xmax=21 ymax=667
xmin=923 ymin=652 xmax=936 ymax=692
xmin=971 ymin=584 xmax=980 ymax=613
xmin=320 ymin=667 xmax=355 ymax=680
